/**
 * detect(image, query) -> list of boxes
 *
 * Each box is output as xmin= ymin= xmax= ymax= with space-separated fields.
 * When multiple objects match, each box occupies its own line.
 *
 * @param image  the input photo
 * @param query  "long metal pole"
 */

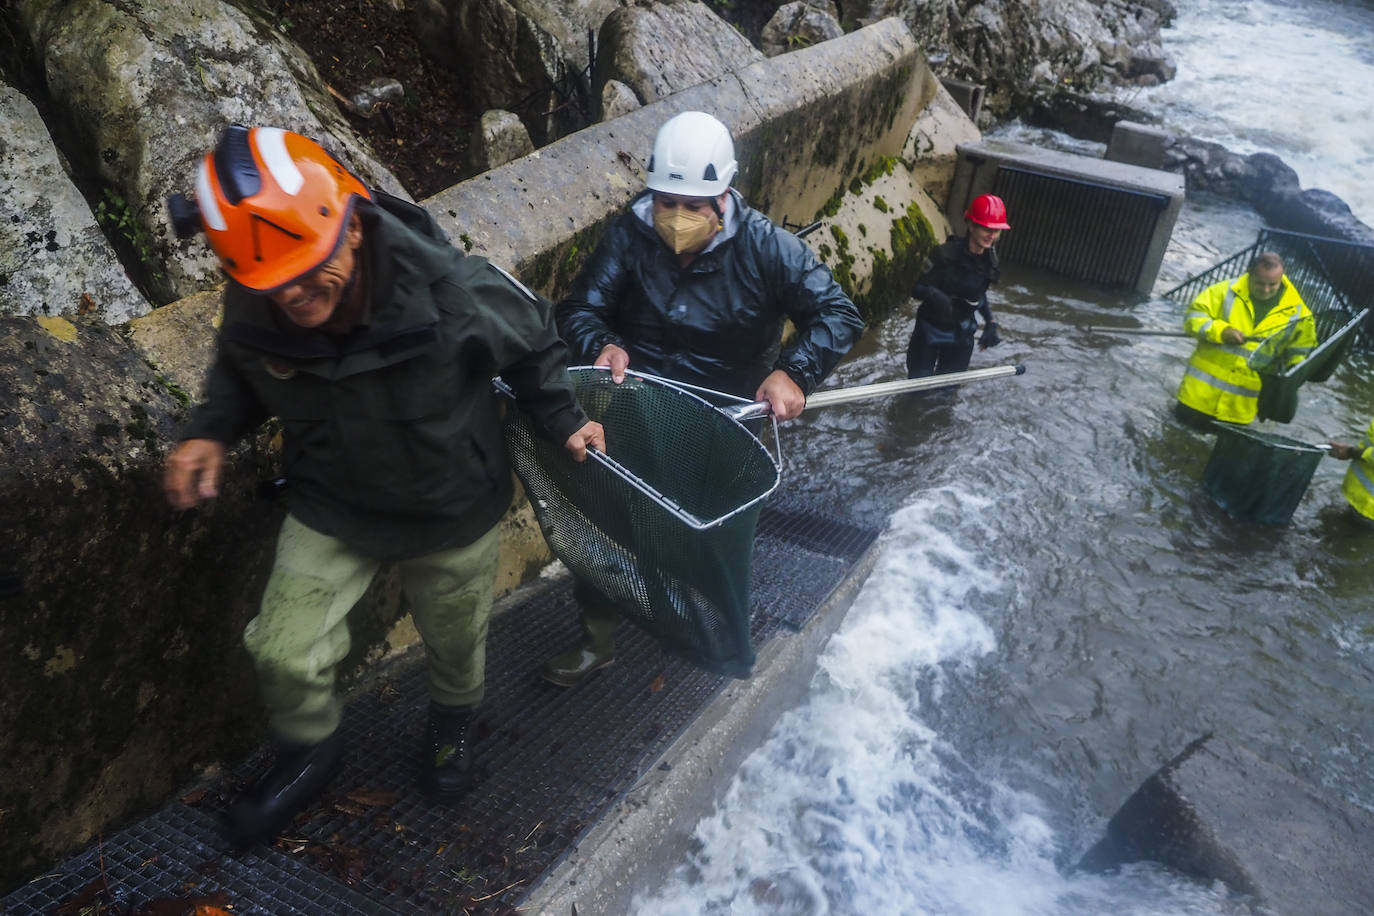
xmin=723 ymin=364 xmax=1026 ymax=421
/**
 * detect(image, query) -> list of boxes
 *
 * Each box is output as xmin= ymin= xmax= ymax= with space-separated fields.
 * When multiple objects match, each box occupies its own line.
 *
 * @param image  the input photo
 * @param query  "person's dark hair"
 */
xmin=1248 ymin=251 xmax=1285 ymax=274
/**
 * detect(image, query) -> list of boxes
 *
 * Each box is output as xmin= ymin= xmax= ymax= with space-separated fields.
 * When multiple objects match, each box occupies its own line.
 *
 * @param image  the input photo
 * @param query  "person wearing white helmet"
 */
xmin=546 ymin=110 xmax=865 ymax=687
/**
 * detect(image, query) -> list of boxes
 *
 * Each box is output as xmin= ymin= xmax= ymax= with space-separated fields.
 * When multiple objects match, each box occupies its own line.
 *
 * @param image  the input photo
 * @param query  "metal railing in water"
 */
xmin=992 ymin=166 xmax=1172 ymax=289
xmin=1164 ymin=228 xmax=1374 ymax=349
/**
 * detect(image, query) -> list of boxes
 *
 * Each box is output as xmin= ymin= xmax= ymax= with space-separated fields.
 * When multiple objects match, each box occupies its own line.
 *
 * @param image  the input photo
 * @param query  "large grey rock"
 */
xmin=594 ymin=0 xmax=765 ymax=106
xmin=469 ymin=109 xmax=536 ymax=172
xmin=760 ymin=2 xmax=845 ymax=58
xmin=14 ymin=0 xmax=406 ymax=303
xmin=1079 ymin=734 xmax=1374 ymax=916
xmin=411 ymin=0 xmax=618 ymax=144
xmin=851 ymin=0 xmax=1175 ymax=115
xmin=0 ymin=84 xmax=148 ymax=322
xmin=599 ymin=78 xmax=641 ymax=121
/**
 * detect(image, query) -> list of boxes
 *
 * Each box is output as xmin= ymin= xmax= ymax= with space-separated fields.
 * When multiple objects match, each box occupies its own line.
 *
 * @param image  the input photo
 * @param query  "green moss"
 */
xmin=156 ymin=374 xmax=191 ymax=409
xmin=860 ymin=156 xmax=901 ymax=186
xmin=849 ymin=202 xmax=938 ymax=323
xmin=814 ymin=186 xmax=845 ymax=222
xmin=458 ymin=233 xmax=474 ymax=253
xmin=873 ymin=196 xmax=889 ymax=214
xmin=857 ymin=224 xmax=867 ymax=237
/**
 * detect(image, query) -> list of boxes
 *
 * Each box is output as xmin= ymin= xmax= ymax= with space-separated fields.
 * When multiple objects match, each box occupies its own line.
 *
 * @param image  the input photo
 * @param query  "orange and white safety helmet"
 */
xmin=169 ymin=125 xmax=371 ymax=292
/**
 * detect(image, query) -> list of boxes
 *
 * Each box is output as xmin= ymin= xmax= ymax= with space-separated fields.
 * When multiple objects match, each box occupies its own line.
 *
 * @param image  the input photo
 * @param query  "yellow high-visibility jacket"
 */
xmin=1176 ymin=274 xmax=1316 ymax=423
xmin=1341 ymin=417 xmax=1374 ymax=521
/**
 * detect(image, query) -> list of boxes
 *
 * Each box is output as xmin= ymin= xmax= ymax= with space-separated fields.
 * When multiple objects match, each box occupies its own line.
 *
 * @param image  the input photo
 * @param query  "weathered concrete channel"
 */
xmin=5 ymin=13 xmax=1374 ymax=914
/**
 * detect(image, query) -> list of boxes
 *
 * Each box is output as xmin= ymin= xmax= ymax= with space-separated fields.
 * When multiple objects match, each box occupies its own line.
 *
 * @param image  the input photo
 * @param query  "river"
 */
xmin=632 ymin=1 xmax=1374 ymax=912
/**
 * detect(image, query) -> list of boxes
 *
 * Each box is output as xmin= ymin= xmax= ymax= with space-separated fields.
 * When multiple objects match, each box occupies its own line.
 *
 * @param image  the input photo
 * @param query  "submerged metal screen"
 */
xmin=992 ymin=167 xmax=1170 ymax=288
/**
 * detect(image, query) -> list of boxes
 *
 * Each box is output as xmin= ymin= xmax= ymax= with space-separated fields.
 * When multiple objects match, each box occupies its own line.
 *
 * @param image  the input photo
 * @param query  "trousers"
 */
xmin=244 ymin=514 xmax=499 ymax=744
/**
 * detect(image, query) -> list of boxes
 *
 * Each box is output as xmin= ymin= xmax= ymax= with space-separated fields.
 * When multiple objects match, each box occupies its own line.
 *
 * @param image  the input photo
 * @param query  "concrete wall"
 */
xmin=0 ymin=18 xmax=966 ymax=892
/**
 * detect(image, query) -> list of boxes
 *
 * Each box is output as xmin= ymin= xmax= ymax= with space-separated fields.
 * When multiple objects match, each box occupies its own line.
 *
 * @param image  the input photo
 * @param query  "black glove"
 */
xmin=920 ymin=289 xmax=955 ymax=327
xmin=979 ymin=321 xmax=1002 ymax=349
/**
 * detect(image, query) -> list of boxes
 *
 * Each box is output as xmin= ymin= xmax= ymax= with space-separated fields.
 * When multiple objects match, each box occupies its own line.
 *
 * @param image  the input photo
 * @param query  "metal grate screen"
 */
xmin=992 ymin=166 xmax=1170 ymax=288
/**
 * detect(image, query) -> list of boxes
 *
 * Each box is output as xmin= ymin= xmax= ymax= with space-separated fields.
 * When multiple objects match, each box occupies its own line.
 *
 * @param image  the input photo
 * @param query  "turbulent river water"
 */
xmin=633 ymin=1 xmax=1374 ymax=912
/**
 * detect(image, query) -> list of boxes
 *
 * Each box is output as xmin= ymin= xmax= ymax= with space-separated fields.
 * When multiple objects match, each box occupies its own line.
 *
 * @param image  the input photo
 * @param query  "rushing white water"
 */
xmin=1132 ymin=0 xmax=1374 ymax=225
xmin=635 ymin=495 xmax=1234 ymax=915
xmin=634 ymin=2 xmax=1373 ymax=912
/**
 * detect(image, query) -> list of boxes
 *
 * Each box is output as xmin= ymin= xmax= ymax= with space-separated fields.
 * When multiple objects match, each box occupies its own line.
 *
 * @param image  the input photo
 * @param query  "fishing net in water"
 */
xmin=1202 ymin=424 xmax=1326 ymax=525
xmin=501 ymin=368 xmax=780 ymax=678
xmin=1254 ymin=307 xmax=1369 ymax=423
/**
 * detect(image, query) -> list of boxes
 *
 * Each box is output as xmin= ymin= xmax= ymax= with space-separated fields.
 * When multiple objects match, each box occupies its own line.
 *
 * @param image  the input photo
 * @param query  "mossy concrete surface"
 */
xmin=426 ymin=18 xmax=929 ymax=310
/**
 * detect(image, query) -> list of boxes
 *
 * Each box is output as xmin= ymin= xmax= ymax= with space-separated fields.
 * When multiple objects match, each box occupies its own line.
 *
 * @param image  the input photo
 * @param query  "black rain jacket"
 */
xmin=183 ymin=192 xmax=587 ymax=560
xmin=556 ymin=189 xmax=864 ymax=398
xmin=913 ymin=235 xmax=999 ymax=341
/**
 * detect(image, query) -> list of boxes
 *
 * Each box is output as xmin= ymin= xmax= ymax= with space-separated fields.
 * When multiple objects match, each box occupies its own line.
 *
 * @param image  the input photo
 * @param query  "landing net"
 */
xmin=501 ymin=368 xmax=780 ymax=678
xmin=1202 ymin=424 xmax=1325 ymax=525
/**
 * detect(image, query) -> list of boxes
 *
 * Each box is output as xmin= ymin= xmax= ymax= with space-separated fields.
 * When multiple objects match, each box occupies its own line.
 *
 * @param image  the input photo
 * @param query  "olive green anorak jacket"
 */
xmin=184 ymin=192 xmax=587 ymax=560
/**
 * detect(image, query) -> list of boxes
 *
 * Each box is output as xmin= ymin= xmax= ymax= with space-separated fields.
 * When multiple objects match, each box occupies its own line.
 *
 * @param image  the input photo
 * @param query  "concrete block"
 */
xmin=1106 ymin=120 xmax=1171 ymax=170
xmin=1079 ymin=734 xmax=1374 ymax=916
xmin=423 ymin=18 xmax=929 ymax=300
xmin=939 ymin=77 xmax=983 ymax=124
xmin=949 ymin=139 xmax=1185 ymax=293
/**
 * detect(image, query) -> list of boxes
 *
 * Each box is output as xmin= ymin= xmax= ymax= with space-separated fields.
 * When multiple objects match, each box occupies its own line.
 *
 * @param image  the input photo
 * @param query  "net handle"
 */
xmin=721 ymin=364 xmax=1026 ymax=422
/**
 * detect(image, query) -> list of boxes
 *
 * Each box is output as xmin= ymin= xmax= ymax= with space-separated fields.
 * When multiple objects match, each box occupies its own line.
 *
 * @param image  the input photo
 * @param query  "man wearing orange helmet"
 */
xmin=905 ymin=193 xmax=1008 ymax=380
xmin=163 ymin=125 xmax=604 ymax=847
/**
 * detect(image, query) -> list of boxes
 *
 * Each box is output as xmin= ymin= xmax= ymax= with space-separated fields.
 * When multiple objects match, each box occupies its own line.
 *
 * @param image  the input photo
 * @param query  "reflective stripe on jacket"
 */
xmin=1341 ymin=418 xmax=1374 ymax=521
xmin=1175 ymin=274 xmax=1316 ymax=424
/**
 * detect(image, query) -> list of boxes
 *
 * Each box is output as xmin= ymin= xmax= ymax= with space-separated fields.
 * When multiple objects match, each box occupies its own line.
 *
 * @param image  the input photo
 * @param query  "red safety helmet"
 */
xmin=964 ymin=194 xmax=1011 ymax=230
xmin=169 ymin=125 xmax=371 ymax=292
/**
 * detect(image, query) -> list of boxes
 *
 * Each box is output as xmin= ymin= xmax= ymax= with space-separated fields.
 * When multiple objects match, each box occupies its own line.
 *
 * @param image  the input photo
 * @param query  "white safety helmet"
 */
xmin=645 ymin=111 xmax=738 ymax=197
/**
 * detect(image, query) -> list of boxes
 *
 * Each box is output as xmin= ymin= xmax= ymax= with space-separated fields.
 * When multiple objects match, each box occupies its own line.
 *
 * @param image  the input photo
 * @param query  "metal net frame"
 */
xmin=500 ymin=368 xmax=781 ymax=678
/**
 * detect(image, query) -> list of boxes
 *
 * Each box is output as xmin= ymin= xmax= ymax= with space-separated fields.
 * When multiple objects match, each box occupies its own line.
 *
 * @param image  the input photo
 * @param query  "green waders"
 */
xmin=245 ymin=514 xmax=500 ymax=744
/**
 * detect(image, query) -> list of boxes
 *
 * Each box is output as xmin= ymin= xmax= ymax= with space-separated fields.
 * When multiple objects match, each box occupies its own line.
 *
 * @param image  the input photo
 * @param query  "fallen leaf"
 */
xmin=345 ymin=788 xmax=398 ymax=807
xmin=648 ymin=673 xmax=666 ymax=693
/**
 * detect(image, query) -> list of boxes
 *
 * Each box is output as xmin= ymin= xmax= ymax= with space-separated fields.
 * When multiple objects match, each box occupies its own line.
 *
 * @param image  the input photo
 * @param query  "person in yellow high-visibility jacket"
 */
xmin=1328 ymin=417 xmax=1374 ymax=524
xmin=1175 ymin=251 xmax=1316 ymax=428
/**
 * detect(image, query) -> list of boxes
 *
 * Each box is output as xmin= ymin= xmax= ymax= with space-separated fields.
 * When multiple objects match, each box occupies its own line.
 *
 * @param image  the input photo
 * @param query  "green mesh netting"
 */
xmin=1202 ymin=424 xmax=1326 ymax=525
xmin=502 ymin=369 xmax=780 ymax=678
xmin=1256 ymin=309 xmax=1368 ymax=422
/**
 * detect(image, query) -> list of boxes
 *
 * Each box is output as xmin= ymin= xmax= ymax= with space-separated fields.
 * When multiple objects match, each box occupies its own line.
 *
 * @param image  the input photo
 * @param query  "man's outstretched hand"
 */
xmin=565 ymin=421 xmax=607 ymax=462
xmin=164 ymin=438 xmax=226 ymax=510
xmin=755 ymin=370 xmax=806 ymax=421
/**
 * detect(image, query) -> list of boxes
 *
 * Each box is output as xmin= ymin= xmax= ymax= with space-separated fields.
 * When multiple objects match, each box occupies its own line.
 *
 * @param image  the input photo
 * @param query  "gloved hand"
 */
xmin=979 ymin=321 xmax=1002 ymax=350
xmin=921 ymin=289 xmax=955 ymax=327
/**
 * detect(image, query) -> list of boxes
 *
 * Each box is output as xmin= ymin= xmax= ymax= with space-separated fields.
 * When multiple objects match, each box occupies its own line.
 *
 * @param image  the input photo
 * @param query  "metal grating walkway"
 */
xmin=3 ymin=497 xmax=880 ymax=916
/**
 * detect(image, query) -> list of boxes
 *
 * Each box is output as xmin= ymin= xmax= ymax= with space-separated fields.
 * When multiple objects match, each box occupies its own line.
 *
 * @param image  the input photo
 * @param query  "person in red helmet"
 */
xmin=162 ymin=125 xmax=604 ymax=847
xmin=905 ymin=193 xmax=1009 ymax=380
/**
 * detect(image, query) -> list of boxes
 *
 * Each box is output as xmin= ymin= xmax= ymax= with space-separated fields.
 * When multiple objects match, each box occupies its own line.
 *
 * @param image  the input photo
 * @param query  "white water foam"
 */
xmin=1136 ymin=0 xmax=1374 ymax=225
xmin=633 ymin=489 xmax=1232 ymax=915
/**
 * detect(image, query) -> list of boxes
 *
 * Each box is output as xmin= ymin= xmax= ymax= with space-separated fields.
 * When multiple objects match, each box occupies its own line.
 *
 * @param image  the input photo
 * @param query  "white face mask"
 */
xmin=653 ymin=206 xmax=720 ymax=254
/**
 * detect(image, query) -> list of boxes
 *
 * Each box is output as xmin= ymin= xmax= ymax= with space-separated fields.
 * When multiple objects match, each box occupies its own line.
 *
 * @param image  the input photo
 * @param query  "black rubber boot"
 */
xmin=223 ymin=730 xmax=344 ymax=848
xmin=419 ymin=702 xmax=476 ymax=803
